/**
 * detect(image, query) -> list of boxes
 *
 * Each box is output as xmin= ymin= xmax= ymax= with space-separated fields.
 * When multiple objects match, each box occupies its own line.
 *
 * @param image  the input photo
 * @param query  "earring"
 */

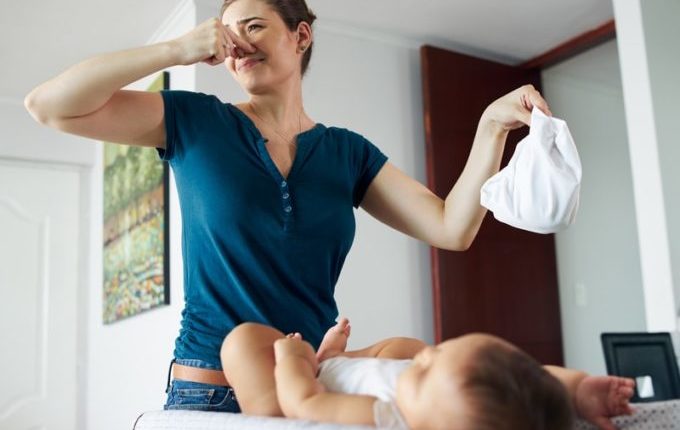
xmin=300 ymin=45 xmax=306 ymax=52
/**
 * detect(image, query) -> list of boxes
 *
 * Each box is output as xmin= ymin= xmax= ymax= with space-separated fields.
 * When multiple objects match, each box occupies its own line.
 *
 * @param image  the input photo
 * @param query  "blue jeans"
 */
xmin=164 ymin=358 xmax=241 ymax=412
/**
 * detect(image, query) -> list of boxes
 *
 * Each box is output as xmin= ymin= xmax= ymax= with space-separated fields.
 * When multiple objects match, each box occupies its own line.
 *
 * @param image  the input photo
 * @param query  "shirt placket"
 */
xmin=255 ymin=137 xmax=296 ymax=231
xmin=280 ymin=179 xmax=293 ymax=231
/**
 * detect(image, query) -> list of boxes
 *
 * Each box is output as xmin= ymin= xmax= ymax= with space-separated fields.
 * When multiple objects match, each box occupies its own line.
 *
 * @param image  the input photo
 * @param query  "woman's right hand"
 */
xmin=171 ymin=17 xmax=255 ymax=66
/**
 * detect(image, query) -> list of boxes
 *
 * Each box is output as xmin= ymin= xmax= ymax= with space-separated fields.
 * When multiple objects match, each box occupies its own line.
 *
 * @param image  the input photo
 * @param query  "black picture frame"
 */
xmin=601 ymin=332 xmax=680 ymax=402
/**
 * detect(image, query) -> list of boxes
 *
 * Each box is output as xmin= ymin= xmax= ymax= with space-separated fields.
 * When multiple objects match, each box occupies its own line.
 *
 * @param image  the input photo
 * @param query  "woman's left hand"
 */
xmin=481 ymin=84 xmax=553 ymax=132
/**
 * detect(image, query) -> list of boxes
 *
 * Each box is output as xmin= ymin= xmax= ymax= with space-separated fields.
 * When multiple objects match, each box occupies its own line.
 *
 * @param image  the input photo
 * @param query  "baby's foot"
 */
xmin=575 ymin=375 xmax=635 ymax=429
xmin=316 ymin=317 xmax=351 ymax=361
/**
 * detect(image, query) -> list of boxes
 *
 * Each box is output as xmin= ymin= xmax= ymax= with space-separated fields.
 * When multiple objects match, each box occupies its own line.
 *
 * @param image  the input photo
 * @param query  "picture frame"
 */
xmin=601 ymin=332 xmax=680 ymax=402
xmin=102 ymin=71 xmax=170 ymax=323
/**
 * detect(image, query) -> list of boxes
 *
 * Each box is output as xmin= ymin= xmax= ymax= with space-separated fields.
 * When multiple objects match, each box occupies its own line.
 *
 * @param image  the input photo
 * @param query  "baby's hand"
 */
xmin=575 ymin=376 xmax=635 ymax=430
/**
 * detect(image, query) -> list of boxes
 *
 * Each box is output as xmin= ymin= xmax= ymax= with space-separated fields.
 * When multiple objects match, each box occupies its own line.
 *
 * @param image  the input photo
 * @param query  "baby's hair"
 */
xmin=460 ymin=344 xmax=574 ymax=430
xmin=219 ymin=0 xmax=317 ymax=76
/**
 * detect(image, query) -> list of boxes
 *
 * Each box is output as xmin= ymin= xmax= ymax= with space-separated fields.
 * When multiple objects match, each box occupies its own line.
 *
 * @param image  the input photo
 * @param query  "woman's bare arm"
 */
xmin=361 ymin=86 xmax=552 ymax=251
xmin=24 ymin=18 xmax=251 ymax=149
xmin=25 ymin=42 xmax=179 ymax=122
xmin=24 ymin=42 xmax=180 ymax=148
xmin=361 ymin=122 xmax=507 ymax=251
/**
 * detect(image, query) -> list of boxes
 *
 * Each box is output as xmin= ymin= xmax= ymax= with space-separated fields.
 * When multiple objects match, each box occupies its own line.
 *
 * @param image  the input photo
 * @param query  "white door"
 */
xmin=0 ymin=159 xmax=80 ymax=430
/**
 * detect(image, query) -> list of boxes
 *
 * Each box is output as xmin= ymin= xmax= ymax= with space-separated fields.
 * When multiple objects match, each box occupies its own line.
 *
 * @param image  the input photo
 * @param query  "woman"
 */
xmin=24 ymin=0 xmax=553 ymax=413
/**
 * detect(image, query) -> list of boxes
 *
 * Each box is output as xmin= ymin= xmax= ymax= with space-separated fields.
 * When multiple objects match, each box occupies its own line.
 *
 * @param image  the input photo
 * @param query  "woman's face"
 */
xmin=221 ymin=0 xmax=309 ymax=94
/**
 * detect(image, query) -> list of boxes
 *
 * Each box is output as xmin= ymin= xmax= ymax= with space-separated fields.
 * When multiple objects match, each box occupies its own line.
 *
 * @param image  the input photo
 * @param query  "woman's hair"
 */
xmin=459 ymin=344 xmax=575 ymax=430
xmin=219 ymin=0 xmax=317 ymax=76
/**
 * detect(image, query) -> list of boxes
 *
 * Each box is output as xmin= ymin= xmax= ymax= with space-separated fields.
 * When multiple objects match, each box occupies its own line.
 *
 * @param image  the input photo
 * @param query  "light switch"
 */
xmin=575 ymin=282 xmax=587 ymax=307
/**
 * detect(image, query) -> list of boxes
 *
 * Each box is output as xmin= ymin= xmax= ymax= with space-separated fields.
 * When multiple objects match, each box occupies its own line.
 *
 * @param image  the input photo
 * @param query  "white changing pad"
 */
xmin=135 ymin=400 xmax=680 ymax=429
xmin=133 ymin=410 xmax=373 ymax=430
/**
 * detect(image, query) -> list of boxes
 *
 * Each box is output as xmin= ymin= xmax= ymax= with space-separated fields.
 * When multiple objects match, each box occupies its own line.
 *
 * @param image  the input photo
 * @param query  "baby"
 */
xmin=221 ymin=318 xmax=634 ymax=429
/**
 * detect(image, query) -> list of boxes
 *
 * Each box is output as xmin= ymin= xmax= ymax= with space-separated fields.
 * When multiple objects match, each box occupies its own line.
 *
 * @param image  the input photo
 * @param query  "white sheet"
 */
xmin=133 ymin=410 xmax=373 ymax=430
xmin=135 ymin=400 xmax=680 ymax=429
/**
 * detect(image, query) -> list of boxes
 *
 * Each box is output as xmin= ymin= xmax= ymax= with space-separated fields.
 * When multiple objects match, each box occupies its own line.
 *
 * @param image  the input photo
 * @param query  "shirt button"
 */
xmin=282 ymin=193 xmax=290 ymax=199
xmin=280 ymin=181 xmax=287 ymax=188
xmin=284 ymin=206 xmax=292 ymax=213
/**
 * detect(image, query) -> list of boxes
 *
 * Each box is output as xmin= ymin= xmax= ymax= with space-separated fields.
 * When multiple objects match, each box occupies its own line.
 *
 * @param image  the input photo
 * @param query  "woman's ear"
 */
xmin=296 ymin=21 xmax=313 ymax=52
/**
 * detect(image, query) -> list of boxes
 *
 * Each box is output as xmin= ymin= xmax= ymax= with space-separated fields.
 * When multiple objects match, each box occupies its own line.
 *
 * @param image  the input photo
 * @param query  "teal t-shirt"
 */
xmin=158 ymin=90 xmax=388 ymax=366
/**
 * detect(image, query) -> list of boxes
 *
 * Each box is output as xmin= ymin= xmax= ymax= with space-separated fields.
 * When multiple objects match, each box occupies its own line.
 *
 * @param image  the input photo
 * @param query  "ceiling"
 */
xmin=2 ymin=0 xmax=614 ymax=102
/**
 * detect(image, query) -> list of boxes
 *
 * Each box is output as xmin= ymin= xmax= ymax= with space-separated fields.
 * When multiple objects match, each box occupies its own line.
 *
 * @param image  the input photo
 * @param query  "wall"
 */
xmin=0 ymin=98 xmax=95 ymax=166
xmin=541 ymin=40 xmax=646 ymax=375
xmin=640 ymin=0 xmax=680 ymax=322
xmin=612 ymin=0 xmax=678 ymax=331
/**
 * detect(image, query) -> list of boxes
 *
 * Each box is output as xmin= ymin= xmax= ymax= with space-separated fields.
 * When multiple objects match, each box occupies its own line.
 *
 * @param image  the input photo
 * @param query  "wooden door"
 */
xmin=421 ymin=45 xmax=563 ymax=365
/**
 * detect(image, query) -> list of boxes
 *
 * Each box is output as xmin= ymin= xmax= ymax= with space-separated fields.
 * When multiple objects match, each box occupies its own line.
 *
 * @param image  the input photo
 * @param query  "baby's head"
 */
xmin=396 ymin=333 xmax=573 ymax=430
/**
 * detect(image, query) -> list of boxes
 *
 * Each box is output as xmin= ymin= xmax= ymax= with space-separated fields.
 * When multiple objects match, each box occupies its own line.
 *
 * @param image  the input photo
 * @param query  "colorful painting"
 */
xmin=103 ymin=72 xmax=170 ymax=323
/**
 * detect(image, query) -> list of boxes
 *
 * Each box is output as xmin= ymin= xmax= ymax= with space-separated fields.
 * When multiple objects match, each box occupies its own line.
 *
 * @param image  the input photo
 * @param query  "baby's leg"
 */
xmin=221 ymin=322 xmax=286 ymax=416
xmin=316 ymin=317 xmax=351 ymax=361
xmin=317 ymin=317 xmax=427 ymax=361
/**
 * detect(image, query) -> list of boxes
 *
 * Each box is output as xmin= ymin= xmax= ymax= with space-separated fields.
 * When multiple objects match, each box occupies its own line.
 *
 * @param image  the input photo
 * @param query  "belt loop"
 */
xmin=165 ymin=358 xmax=176 ymax=393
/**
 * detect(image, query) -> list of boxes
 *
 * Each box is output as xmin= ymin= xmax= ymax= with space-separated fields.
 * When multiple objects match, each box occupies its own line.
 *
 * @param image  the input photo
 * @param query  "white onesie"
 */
xmin=317 ymin=356 xmax=412 ymax=429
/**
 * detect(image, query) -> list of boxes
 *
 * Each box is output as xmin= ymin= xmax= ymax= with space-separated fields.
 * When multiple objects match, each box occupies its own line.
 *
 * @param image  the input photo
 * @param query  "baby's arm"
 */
xmin=544 ymin=365 xmax=635 ymax=430
xmin=544 ymin=365 xmax=588 ymax=399
xmin=273 ymin=337 xmax=377 ymax=425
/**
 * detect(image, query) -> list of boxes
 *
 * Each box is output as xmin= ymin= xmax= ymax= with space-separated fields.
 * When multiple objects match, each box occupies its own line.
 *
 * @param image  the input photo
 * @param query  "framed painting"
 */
xmin=102 ymin=71 xmax=170 ymax=324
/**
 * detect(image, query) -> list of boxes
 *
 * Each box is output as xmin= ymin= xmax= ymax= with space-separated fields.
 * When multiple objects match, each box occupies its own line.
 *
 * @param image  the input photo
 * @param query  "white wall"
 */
xmin=541 ymin=41 xmax=646 ymax=375
xmin=638 ymin=0 xmax=680 ymax=322
xmin=0 ymin=99 xmax=96 ymax=167
xmin=612 ymin=0 xmax=678 ymax=331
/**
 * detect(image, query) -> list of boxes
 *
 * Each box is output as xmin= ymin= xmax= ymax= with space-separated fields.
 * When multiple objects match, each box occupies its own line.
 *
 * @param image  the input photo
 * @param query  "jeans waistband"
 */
xmin=165 ymin=358 xmax=223 ymax=393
